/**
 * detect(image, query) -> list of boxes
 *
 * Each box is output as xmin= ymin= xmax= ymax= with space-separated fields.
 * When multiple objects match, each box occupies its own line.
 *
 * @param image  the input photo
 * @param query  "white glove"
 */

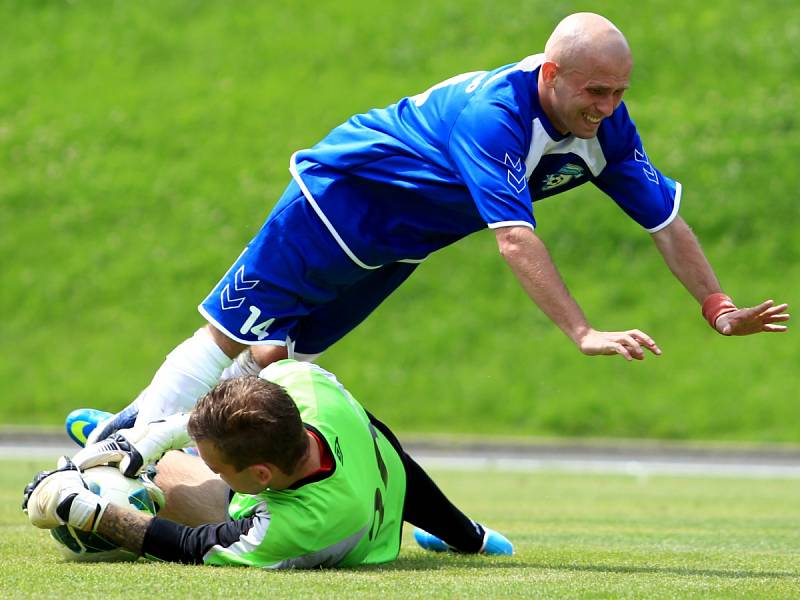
xmin=23 ymin=457 xmax=109 ymax=532
xmin=73 ymin=413 xmax=193 ymax=477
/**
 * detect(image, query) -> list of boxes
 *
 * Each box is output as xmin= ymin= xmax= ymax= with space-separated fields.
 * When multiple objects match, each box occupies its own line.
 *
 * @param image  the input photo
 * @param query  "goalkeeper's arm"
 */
xmin=94 ymin=506 xmax=263 ymax=565
xmin=24 ymin=467 xmax=261 ymax=566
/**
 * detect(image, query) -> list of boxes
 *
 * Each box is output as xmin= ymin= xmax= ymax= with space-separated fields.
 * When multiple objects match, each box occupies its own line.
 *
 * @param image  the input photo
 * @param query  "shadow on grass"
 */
xmin=528 ymin=562 xmax=800 ymax=580
xmin=354 ymin=554 xmax=527 ymax=571
xmin=352 ymin=556 xmax=799 ymax=580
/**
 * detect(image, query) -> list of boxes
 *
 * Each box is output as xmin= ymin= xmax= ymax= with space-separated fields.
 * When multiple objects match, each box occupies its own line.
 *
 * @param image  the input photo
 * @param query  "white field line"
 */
xmin=414 ymin=454 xmax=800 ymax=479
xmin=0 ymin=443 xmax=77 ymax=458
xmin=4 ymin=441 xmax=800 ymax=479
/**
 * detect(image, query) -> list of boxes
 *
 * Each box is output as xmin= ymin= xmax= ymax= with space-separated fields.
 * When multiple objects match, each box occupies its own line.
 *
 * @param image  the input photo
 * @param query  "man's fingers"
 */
xmin=628 ymin=330 xmax=662 ymax=355
xmin=760 ymin=303 xmax=790 ymax=322
xmin=610 ymin=334 xmax=641 ymax=359
xmin=612 ymin=343 xmax=633 ymax=361
xmin=623 ymin=336 xmax=645 ymax=359
xmin=738 ymin=301 xmax=789 ymax=324
xmin=579 ymin=329 xmax=660 ymax=360
xmin=765 ymin=313 xmax=791 ymax=323
xmin=752 ymin=299 xmax=775 ymax=313
xmin=762 ymin=324 xmax=789 ymax=333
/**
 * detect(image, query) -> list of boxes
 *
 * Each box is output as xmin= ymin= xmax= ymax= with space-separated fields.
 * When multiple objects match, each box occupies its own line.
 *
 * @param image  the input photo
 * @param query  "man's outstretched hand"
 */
xmin=577 ymin=328 xmax=662 ymax=361
xmin=715 ymin=300 xmax=790 ymax=336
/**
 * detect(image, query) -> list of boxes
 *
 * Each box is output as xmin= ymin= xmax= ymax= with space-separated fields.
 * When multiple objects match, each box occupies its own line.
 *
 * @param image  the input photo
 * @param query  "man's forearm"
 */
xmin=95 ymin=503 xmax=263 ymax=564
xmin=495 ymin=226 xmax=590 ymax=344
xmin=651 ymin=216 xmax=723 ymax=304
xmin=94 ymin=504 xmax=211 ymax=564
xmin=95 ymin=503 xmax=150 ymax=555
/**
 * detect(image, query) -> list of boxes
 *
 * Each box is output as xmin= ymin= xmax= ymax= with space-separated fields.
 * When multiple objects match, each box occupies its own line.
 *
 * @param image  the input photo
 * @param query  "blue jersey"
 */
xmin=292 ymin=54 xmax=680 ymax=268
xmin=198 ymin=54 xmax=682 ymax=350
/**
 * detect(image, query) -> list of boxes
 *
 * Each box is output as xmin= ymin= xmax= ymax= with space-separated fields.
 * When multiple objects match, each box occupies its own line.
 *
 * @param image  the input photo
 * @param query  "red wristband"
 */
xmin=701 ymin=293 xmax=737 ymax=329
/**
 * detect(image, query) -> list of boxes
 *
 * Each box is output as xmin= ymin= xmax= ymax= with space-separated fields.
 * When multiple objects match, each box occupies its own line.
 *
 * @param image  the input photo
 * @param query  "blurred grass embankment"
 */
xmin=1 ymin=0 xmax=798 ymax=440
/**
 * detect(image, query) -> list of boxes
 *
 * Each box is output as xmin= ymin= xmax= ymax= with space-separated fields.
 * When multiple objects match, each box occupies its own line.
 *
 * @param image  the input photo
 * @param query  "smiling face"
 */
xmin=538 ymin=12 xmax=633 ymax=139
xmin=542 ymin=55 xmax=631 ymax=138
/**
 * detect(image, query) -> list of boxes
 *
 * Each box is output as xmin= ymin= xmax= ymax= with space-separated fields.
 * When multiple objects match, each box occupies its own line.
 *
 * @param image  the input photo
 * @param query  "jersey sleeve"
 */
xmin=143 ymin=514 xmax=276 ymax=566
xmin=448 ymin=98 xmax=537 ymax=230
xmin=143 ymin=493 xmax=369 ymax=569
xmin=593 ymin=106 xmax=681 ymax=232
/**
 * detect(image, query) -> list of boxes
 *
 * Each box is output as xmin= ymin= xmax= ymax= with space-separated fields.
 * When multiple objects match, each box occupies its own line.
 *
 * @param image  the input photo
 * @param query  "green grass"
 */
xmin=3 ymin=458 xmax=799 ymax=599
xmin=1 ymin=0 xmax=798 ymax=440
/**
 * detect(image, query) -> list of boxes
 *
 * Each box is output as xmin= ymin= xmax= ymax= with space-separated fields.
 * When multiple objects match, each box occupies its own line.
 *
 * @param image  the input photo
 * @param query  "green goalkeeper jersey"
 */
xmin=203 ymin=359 xmax=407 ymax=568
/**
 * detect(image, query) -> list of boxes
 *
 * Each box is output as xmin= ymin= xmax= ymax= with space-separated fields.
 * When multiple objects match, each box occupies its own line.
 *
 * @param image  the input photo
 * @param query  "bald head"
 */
xmin=538 ymin=13 xmax=633 ymax=138
xmin=544 ymin=13 xmax=631 ymax=71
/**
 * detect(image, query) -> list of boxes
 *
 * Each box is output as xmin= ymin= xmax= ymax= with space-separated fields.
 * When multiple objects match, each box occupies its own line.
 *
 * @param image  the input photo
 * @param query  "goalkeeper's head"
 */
xmin=188 ymin=376 xmax=309 ymax=492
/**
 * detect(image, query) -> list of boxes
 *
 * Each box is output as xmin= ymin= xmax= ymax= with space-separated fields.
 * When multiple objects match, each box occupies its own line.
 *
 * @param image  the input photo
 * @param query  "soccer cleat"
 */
xmin=414 ymin=525 xmax=513 ymax=556
xmin=65 ymin=409 xmax=113 ymax=447
xmin=479 ymin=526 xmax=514 ymax=556
xmin=85 ymin=401 xmax=140 ymax=446
xmin=413 ymin=527 xmax=451 ymax=552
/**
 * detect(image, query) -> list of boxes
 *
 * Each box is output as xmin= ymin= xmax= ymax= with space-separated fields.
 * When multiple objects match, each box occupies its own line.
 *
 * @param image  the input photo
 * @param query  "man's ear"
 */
xmin=250 ymin=464 xmax=273 ymax=487
xmin=540 ymin=61 xmax=559 ymax=87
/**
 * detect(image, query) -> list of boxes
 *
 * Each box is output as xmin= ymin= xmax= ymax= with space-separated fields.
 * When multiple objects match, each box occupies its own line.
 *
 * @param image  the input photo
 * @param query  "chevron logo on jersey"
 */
xmin=541 ymin=163 xmax=585 ymax=191
xmin=634 ymin=148 xmax=659 ymax=184
xmin=220 ymin=266 xmax=259 ymax=310
xmin=504 ymin=153 xmax=526 ymax=193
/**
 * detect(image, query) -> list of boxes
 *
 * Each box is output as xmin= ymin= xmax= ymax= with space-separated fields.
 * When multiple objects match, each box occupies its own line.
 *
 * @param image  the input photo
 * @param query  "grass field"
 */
xmin=3 ymin=458 xmax=799 ymax=599
xmin=1 ymin=0 xmax=798 ymax=440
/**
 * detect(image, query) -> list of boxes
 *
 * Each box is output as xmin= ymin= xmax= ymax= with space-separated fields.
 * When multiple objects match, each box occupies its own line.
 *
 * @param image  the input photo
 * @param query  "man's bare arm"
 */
xmin=495 ymin=225 xmax=660 ymax=360
xmin=95 ymin=503 xmax=151 ymax=555
xmin=651 ymin=216 xmax=722 ymax=302
xmin=652 ymin=216 xmax=789 ymax=334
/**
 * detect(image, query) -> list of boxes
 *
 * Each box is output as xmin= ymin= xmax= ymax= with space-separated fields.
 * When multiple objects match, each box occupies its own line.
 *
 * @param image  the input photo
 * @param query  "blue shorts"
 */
xmin=198 ymin=179 xmax=418 ymax=355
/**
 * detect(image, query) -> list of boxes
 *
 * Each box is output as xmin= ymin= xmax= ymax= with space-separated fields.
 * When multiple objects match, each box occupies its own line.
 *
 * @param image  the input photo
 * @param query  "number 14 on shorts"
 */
xmin=240 ymin=306 xmax=275 ymax=340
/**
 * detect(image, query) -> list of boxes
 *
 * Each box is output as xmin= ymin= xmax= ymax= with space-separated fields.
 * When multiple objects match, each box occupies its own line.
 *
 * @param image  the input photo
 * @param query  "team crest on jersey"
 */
xmin=541 ymin=163 xmax=585 ymax=191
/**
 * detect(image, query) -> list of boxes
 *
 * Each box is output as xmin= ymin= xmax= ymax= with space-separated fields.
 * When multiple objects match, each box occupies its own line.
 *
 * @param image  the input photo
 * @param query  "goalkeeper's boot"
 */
xmin=414 ymin=525 xmax=513 ymax=556
xmin=65 ymin=409 xmax=113 ymax=447
xmin=479 ymin=526 xmax=514 ymax=555
xmin=413 ymin=528 xmax=451 ymax=552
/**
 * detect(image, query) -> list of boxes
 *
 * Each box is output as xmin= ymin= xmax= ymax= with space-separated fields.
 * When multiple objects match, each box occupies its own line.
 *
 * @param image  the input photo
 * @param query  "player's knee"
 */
xmin=204 ymin=324 xmax=247 ymax=358
xmin=251 ymin=344 xmax=289 ymax=368
xmin=292 ymin=351 xmax=322 ymax=363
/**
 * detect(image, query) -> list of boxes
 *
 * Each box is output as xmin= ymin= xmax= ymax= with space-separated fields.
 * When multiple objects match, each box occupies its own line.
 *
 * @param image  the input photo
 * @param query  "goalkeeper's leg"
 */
xmin=401 ymin=454 xmax=486 ymax=552
xmin=365 ymin=412 xmax=510 ymax=554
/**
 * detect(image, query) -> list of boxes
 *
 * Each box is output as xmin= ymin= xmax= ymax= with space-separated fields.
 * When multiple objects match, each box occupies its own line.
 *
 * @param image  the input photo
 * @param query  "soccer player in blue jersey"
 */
xmin=88 ymin=12 xmax=788 ymax=438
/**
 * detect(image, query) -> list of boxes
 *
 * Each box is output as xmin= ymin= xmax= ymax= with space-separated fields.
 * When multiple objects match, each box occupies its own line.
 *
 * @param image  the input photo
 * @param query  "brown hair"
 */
xmin=188 ymin=376 xmax=308 ymax=474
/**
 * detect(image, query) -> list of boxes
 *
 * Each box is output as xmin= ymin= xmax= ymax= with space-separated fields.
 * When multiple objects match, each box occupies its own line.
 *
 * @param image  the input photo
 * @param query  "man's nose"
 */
xmin=596 ymin=95 xmax=615 ymax=117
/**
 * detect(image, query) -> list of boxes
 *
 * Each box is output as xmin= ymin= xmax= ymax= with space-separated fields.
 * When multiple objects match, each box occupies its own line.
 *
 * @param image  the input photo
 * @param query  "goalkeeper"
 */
xmin=23 ymin=360 xmax=512 ymax=567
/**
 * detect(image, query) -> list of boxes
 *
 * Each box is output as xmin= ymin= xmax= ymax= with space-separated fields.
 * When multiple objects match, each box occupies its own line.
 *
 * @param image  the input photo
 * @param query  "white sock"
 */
xmin=219 ymin=349 xmax=262 ymax=380
xmin=135 ymin=328 xmax=233 ymax=425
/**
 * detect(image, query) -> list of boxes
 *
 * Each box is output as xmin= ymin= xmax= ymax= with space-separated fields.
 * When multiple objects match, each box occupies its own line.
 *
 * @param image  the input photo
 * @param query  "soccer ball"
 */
xmin=50 ymin=466 xmax=163 ymax=562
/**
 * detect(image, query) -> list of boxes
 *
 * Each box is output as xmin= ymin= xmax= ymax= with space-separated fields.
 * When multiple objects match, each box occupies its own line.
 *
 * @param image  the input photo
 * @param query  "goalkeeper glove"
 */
xmin=73 ymin=412 xmax=192 ymax=477
xmin=22 ymin=457 xmax=108 ymax=532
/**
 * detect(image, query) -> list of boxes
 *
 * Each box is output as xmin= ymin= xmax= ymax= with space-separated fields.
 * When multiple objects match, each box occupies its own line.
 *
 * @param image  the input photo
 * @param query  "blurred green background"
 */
xmin=1 ymin=0 xmax=797 ymax=440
